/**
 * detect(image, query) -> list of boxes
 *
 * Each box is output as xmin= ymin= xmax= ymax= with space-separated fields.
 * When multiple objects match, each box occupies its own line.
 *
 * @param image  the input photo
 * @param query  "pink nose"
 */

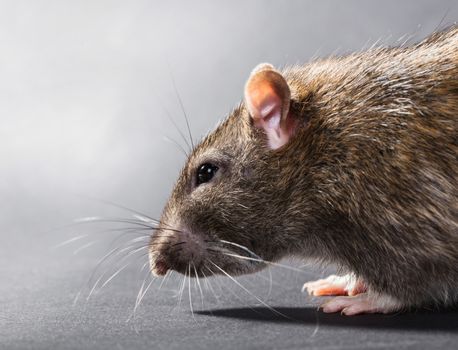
xmin=153 ymin=259 xmax=169 ymax=276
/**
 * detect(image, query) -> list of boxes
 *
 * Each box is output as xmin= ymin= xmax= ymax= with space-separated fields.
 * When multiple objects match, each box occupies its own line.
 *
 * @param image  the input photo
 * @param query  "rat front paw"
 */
xmin=302 ymin=274 xmax=366 ymax=296
xmin=321 ymin=293 xmax=402 ymax=315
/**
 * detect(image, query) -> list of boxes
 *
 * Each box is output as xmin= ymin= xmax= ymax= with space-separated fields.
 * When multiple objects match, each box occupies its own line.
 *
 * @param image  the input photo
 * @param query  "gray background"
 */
xmin=1 ymin=1 xmax=457 ymax=349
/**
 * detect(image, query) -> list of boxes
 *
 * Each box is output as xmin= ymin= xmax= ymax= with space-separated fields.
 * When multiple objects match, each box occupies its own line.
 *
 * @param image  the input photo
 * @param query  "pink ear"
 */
xmin=244 ymin=63 xmax=295 ymax=149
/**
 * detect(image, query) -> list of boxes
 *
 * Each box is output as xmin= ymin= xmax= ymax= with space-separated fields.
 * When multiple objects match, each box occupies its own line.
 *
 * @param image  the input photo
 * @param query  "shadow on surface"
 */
xmin=196 ymin=307 xmax=458 ymax=331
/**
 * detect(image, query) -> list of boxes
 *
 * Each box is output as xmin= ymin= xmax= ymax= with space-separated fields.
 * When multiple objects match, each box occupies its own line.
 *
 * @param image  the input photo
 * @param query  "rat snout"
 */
xmin=149 ymin=227 xmax=207 ymax=277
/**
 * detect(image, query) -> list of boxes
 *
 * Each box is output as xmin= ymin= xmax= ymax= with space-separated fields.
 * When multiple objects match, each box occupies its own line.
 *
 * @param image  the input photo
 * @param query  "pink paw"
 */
xmin=302 ymin=274 xmax=366 ymax=297
xmin=321 ymin=293 xmax=402 ymax=315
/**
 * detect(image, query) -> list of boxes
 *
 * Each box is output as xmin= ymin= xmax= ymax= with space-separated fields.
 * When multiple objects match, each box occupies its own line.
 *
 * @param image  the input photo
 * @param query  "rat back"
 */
xmin=284 ymin=27 xmax=457 ymax=308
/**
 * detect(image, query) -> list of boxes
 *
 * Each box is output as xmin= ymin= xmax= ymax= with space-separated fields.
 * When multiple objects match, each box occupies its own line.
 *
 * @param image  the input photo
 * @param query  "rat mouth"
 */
xmin=150 ymin=248 xmax=266 ymax=280
xmin=149 ymin=226 xmax=267 ymax=278
xmin=149 ymin=229 xmax=208 ymax=277
xmin=150 ymin=255 xmax=208 ymax=277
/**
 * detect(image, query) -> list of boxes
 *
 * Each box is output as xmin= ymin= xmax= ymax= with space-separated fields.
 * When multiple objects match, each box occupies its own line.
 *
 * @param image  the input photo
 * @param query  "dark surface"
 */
xmin=3 ymin=247 xmax=458 ymax=350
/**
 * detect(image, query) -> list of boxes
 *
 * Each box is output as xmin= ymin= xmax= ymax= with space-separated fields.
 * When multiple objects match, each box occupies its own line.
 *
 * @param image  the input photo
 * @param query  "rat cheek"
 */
xmin=242 ymin=166 xmax=254 ymax=179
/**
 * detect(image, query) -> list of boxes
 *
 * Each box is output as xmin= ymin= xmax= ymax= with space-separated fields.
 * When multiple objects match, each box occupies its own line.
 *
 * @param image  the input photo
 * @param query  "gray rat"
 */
xmin=149 ymin=26 xmax=457 ymax=315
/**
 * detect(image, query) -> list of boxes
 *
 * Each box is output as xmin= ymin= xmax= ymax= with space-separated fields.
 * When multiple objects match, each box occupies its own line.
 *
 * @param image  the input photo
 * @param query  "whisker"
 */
xmin=206 ymin=266 xmax=225 ymax=295
xmin=167 ymin=63 xmax=194 ymax=149
xmin=138 ymin=276 xmax=156 ymax=309
xmin=75 ymin=196 xmax=161 ymax=224
xmin=85 ymin=245 xmax=149 ymax=301
xmin=73 ymin=217 xmax=159 ymax=230
xmin=163 ymin=134 xmax=189 ymax=157
xmin=193 ymin=263 xmax=204 ymax=309
xmin=130 ymin=214 xmax=160 ymax=225
xmin=216 ymin=249 xmax=307 ymax=274
xmin=107 ymin=233 xmax=171 ymax=255
xmin=218 ymin=239 xmax=263 ymax=260
xmin=99 ymin=262 xmax=131 ymax=290
xmin=52 ymin=234 xmax=88 ymax=249
xmin=205 ymin=266 xmax=264 ymax=317
xmin=55 ymin=217 xmax=182 ymax=263
xmin=158 ymin=270 xmax=173 ymax=291
xmin=209 ymin=260 xmax=293 ymax=320
xmin=211 ymin=244 xmax=305 ymax=284
xmin=73 ymin=216 xmax=189 ymax=236
xmin=149 ymin=241 xmax=173 ymax=246
xmin=177 ymin=268 xmax=187 ymax=311
xmin=201 ymin=268 xmax=219 ymax=302
xmin=58 ymin=227 xmax=156 ymax=255
xmin=73 ymin=240 xmax=98 ymax=255
xmin=256 ymin=271 xmax=283 ymax=288
xmin=77 ymin=246 xmax=127 ymax=301
xmin=107 ymin=233 xmax=150 ymax=251
xmin=43 ymin=208 xmax=160 ymax=239
xmin=86 ymin=270 xmax=112 ymax=301
xmin=156 ymin=95 xmax=192 ymax=152
xmin=188 ymin=265 xmax=195 ymax=320
xmin=132 ymin=274 xmax=156 ymax=321
xmin=107 ymin=226 xmax=158 ymax=232
xmin=73 ymin=290 xmax=82 ymax=306
xmin=266 ymin=266 xmax=273 ymax=300
xmin=140 ymin=259 xmax=151 ymax=272
xmin=209 ymin=266 xmax=272 ymax=317
xmin=89 ymin=226 xmax=155 ymax=236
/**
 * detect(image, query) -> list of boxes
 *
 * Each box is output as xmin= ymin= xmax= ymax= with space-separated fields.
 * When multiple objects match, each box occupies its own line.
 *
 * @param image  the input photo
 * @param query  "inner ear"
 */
xmin=244 ymin=63 xmax=296 ymax=150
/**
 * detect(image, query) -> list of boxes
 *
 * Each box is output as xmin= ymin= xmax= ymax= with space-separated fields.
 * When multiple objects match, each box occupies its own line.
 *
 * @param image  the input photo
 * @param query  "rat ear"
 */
xmin=244 ymin=63 xmax=296 ymax=149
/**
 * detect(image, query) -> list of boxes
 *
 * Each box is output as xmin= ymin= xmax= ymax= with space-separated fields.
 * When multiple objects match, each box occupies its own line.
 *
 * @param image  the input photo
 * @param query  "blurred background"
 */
xmin=1 ymin=1 xmax=457 ymax=349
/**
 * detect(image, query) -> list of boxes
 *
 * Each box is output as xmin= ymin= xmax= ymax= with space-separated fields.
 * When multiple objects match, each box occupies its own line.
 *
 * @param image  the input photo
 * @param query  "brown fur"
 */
xmin=150 ymin=27 xmax=458 ymax=309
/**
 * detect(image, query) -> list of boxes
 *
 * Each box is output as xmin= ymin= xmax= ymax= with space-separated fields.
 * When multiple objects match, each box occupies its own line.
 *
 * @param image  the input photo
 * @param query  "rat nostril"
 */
xmin=154 ymin=260 xmax=169 ymax=276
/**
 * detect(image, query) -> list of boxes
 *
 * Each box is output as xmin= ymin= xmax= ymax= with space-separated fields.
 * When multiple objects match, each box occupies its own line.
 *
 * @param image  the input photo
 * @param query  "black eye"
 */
xmin=196 ymin=163 xmax=219 ymax=186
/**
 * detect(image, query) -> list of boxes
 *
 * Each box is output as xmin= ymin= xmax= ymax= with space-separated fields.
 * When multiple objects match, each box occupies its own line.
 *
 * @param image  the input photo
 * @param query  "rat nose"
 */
xmin=151 ymin=258 xmax=169 ymax=276
xmin=149 ymin=227 xmax=206 ymax=276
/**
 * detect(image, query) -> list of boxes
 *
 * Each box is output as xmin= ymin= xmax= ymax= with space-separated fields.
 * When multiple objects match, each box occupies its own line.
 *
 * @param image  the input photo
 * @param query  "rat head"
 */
xmin=149 ymin=63 xmax=310 ymax=278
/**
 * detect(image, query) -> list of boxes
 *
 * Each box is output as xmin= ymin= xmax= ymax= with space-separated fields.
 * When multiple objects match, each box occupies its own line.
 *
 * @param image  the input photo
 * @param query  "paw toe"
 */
xmin=320 ymin=293 xmax=402 ymax=315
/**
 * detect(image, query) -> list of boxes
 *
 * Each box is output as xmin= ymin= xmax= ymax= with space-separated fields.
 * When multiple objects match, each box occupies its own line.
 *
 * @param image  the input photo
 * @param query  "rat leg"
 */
xmin=321 ymin=292 xmax=403 ymax=315
xmin=302 ymin=274 xmax=366 ymax=296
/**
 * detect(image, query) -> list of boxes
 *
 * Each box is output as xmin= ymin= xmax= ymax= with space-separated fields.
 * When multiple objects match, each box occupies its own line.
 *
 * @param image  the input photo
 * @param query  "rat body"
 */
xmin=149 ymin=27 xmax=458 ymax=315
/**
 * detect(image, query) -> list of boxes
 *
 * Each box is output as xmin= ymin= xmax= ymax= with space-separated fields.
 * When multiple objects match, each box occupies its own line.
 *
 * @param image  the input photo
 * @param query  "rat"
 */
xmin=148 ymin=26 xmax=457 ymax=315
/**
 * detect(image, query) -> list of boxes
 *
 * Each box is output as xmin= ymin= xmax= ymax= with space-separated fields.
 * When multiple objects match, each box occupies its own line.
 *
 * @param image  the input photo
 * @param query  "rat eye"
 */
xmin=196 ymin=163 xmax=219 ymax=186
